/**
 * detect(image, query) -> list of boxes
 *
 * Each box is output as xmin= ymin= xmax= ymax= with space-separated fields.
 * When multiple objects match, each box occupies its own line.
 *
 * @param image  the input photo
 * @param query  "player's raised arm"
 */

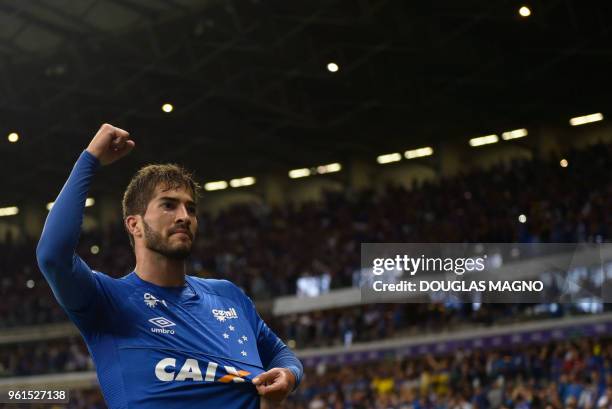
xmin=36 ymin=124 xmax=134 ymax=313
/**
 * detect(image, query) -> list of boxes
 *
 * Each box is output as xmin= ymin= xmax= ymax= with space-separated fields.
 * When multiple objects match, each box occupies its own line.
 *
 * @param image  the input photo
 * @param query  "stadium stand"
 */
xmin=2 ymin=1 xmax=612 ymax=408
xmin=0 ymin=143 xmax=610 ymax=331
xmin=0 ymin=141 xmax=611 ymax=408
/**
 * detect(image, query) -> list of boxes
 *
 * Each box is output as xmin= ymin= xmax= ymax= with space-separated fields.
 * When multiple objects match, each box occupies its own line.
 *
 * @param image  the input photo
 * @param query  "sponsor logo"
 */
xmin=212 ymin=307 xmax=238 ymax=322
xmin=144 ymin=293 xmax=167 ymax=308
xmin=149 ymin=317 xmax=176 ymax=335
xmin=155 ymin=358 xmax=251 ymax=382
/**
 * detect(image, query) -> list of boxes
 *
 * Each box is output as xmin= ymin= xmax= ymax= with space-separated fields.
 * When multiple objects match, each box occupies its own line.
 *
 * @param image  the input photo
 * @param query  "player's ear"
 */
xmin=125 ymin=215 xmax=143 ymax=239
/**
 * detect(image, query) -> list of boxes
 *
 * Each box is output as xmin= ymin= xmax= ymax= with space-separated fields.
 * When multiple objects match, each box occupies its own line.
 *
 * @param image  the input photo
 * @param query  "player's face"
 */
xmin=141 ymin=185 xmax=198 ymax=260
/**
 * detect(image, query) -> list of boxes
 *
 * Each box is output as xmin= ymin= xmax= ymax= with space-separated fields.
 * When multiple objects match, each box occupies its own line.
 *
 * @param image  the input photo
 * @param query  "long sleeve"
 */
xmin=249 ymin=300 xmax=303 ymax=389
xmin=263 ymin=341 xmax=304 ymax=389
xmin=36 ymin=150 xmax=101 ymax=313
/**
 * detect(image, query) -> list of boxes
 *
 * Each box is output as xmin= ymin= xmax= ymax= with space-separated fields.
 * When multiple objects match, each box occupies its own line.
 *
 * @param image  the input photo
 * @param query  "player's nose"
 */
xmin=174 ymin=204 xmax=191 ymax=223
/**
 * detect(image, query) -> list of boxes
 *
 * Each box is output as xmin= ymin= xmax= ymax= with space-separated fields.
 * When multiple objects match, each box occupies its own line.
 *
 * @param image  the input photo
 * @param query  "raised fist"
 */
xmin=86 ymin=123 xmax=135 ymax=166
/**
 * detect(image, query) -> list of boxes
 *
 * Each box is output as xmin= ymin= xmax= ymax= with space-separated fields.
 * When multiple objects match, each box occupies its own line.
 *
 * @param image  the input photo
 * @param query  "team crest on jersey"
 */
xmin=211 ymin=307 xmax=238 ymax=322
xmin=144 ymin=293 xmax=167 ymax=308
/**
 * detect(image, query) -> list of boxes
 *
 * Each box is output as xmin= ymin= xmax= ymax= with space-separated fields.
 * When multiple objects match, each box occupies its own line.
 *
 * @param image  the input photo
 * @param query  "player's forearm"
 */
xmin=36 ymin=152 xmax=100 ymax=306
xmin=37 ymin=122 xmax=133 ymax=271
xmin=266 ymin=346 xmax=303 ymax=389
xmin=37 ymin=150 xmax=100 ymax=272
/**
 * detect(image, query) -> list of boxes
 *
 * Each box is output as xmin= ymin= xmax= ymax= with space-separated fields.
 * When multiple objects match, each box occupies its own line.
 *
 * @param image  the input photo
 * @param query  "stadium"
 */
xmin=1 ymin=0 xmax=611 ymax=408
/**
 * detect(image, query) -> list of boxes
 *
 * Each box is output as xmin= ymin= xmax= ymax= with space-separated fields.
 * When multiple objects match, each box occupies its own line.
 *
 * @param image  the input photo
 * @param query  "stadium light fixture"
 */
xmin=289 ymin=163 xmax=342 ymax=179
xmin=405 ymin=147 xmax=434 ymax=159
xmin=162 ymin=103 xmax=174 ymax=113
xmin=377 ymin=153 xmax=402 ymax=164
xmin=469 ymin=134 xmax=499 ymax=147
xmin=569 ymin=113 xmax=603 ymax=126
xmin=8 ymin=132 xmax=19 ymax=143
xmin=204 ymin=181 xmax=228 ymax=191
xmin=518 ymin=214 xmax=527 ymax=223
xmin=229 ymin=177 xmax=256 ymax=188
xmin=519 ymin=6 xmax=531 ymax=17
xmin=317 ymin=163 xmax=342 ymax=174
xmin=289 ymin=168 xmax=311 ymax=179
xmin=47 ymin=197 xmax=95 ymax=210
xmin=91 ymin=245 xmax=100 ymax=255
xmin=327 ymin=62 xmax=339 ymax=73
xmin=560 ymin=159 xmax=568 ymax=168
xmin=0 ymin=206 xmax=19 ymax=217
xmin=502 ymin=128 xmax=528 ymax=140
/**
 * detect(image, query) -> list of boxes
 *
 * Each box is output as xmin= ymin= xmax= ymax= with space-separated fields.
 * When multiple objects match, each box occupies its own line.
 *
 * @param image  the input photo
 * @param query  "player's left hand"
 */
xmin=252 ymin=368 xmax=296 ymax=403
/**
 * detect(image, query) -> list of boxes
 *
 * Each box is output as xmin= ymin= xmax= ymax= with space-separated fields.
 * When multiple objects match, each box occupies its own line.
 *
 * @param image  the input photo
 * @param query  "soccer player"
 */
xmin=36 ymin=124 xmax=303 ymax=408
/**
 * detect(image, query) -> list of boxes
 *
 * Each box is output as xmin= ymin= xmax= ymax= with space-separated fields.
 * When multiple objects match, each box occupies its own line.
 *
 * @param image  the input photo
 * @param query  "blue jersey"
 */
xmin=36 ymin=151 xmax=302 ymax=409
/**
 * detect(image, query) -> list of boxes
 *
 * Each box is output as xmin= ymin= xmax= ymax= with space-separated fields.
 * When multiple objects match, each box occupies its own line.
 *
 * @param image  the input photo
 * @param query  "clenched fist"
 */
xmin=86 ymin=123 xmax=135 ymax=166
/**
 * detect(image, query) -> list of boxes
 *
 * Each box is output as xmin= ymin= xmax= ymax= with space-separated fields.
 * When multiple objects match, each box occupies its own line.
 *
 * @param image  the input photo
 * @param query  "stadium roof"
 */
xmin=1 ymin=0 xmax=610 ymax=201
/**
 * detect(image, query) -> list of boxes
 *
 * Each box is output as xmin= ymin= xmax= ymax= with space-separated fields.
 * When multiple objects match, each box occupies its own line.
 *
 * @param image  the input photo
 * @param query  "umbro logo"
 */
xmin=149 ymin=317 xmax=175 ymax=328
xmin=212 ymin=308 xmax=238 ymax=322
xmin=149 ymin=317 xmax=176 ymax=335
xmin=144 ymin=293 xmax=167 ymax=308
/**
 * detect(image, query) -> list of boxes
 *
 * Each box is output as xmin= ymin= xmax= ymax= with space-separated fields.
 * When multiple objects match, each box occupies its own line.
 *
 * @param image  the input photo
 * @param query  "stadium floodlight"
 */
xmin=0 ymin=206 xmax=19 ymax=217
xmin=377 ymin=153 xmax=402 ymax=164
xmin=502 ymin=128 xmax=528 ymax=140
xmin=229 ymin=177 xmax=256 ymax=188
xmin=560 ymin=159 xmax=568 ymax=168
xmin=8 ymin=132 xmax=19 ymax=143
xmin=204 ymin=181 xmax=228 ymax=191
xmin=518 ymin=214 xmax=527 ymax=223
xmin=48 ymin=197 xmax=95 ymax=210
xmin=569 ymin=113 xmax=603 ymax=126
xmin=317 ymin=163 xmax=342 ymax=174
xmin=519 ymin=6 xmax=531 ymax=17
xmin=162 ymin=103 xmax=174 ymax=113
xmin=289 ymin=168 xmax=311 ymax=179
xmin=405 ymin=147 xmax=434 ymax=160
xmin=469 ymin=134 xmax=499 ymax=147
xmin=327 ymin=62 xmax=339 ymax=73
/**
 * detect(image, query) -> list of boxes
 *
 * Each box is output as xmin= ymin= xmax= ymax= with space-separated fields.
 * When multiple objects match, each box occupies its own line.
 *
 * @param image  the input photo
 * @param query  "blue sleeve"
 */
xmin=36 ymin=150 xmax=101 ymax=315
xmin=242 ymin=292 xmax=303 ymax=389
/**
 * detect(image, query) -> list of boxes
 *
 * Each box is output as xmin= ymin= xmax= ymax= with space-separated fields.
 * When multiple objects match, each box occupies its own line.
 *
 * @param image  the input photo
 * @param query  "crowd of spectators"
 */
xmin=197 ymin=143 xmax=611 ymax=298
xmin=0 ymin=143 xmax=610 ymax=330
xmin=0 ymin=338 xmax=93 ymax=377
xmin=7 ymin=337 xmax=612 ymax=409
xmin=288 ymin=337 xmax=612 ymax=409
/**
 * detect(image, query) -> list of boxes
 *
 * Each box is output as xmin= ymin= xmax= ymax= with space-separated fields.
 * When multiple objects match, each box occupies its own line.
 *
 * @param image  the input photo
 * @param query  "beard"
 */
xmin=142 ymin=220 xmax=193 ymax=260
